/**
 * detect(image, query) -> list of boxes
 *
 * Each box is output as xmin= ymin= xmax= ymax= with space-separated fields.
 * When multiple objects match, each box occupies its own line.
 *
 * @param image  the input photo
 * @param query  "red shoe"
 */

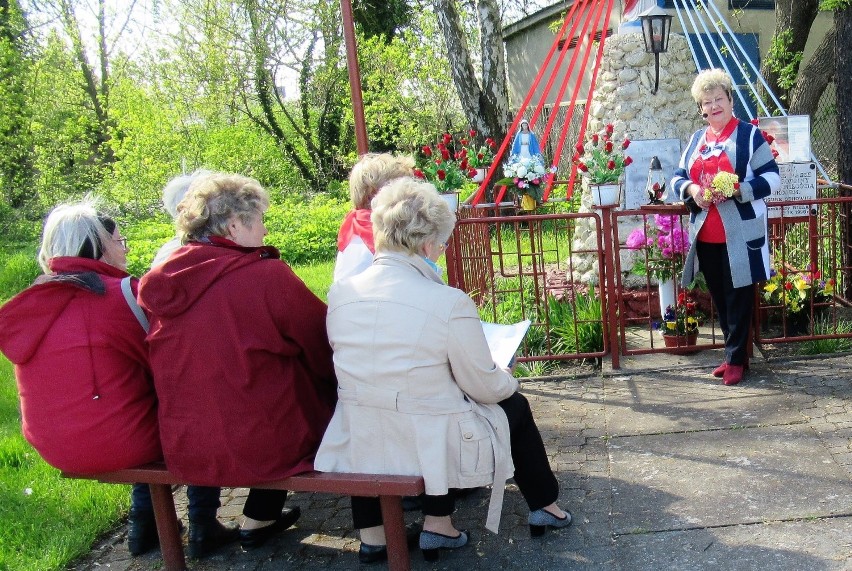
xmin=712 ymin=363 xmax=727 ymax=378
xmin=723 ymin=364 xmax=744 ymax=386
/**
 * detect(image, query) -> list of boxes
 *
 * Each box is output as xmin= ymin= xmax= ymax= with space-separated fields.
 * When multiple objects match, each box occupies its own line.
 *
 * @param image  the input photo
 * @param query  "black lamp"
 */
xmin=639 ymin=6 xmax=673 ymax=95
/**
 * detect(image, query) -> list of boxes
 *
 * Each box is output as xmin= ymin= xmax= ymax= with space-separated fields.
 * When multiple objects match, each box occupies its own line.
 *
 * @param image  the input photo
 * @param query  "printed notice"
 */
xmin=765 ymin=162 xmax=817 ymax=219
xmin=482 ymin=320 xmax=531 ymax=368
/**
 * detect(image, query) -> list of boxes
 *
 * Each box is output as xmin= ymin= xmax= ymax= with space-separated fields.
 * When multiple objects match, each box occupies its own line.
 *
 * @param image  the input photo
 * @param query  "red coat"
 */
xmin=0 ymin=258 xmax=161 ymax=473
xmin=138 ymin=239 xmax=337 ymax=486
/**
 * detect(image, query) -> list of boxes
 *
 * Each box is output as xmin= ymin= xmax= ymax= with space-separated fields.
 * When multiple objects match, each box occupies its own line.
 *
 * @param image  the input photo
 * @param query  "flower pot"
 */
xmin=662 ymin=332 xmax=698 ymax=348
xmin=658 ymin=278 xmax=676 ymax=318
xmin=589 ymin=182 xmax=622 ymax=206
xmin=472 ymin=167 xmax=489 ymax=183
xmin=439 ymin=192 xmax=460 ymax=211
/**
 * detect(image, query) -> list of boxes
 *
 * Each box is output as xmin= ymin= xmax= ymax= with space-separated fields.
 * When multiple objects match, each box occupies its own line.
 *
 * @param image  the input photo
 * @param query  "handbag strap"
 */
xmin=120 ymin=276 xmax=150 ymax=333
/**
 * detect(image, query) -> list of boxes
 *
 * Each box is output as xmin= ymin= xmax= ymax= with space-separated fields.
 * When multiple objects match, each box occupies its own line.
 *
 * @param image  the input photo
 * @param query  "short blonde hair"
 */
xmin=691 ymin=68 xmax=733 ymax=105
xmin=371 ymin=177 xmax=455 ymax=255
xmin=38 ymin=198 xmax=114 ymax=273
xmin=348 ymin=153 xmax=415 ymax=210
xmin=176 ymin=173 xmax=270 ymax=243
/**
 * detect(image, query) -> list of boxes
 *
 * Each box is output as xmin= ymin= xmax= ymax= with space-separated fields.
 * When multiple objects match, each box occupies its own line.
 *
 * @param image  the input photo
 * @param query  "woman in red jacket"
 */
xmin=139 ymin=173 xmax=337 ymax=550
xmin=0 ymin=200 xmax=237 ymax=559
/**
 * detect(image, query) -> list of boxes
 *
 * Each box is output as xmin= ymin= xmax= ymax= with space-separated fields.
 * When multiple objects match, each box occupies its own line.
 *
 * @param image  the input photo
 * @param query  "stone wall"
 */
xmin=570 ymin=33 xmax=701 ymax=285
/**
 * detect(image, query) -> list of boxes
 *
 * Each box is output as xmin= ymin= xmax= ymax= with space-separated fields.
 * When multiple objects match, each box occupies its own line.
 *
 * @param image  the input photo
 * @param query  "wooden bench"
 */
xmin=62 ymin=463 xmax=425 ymax=571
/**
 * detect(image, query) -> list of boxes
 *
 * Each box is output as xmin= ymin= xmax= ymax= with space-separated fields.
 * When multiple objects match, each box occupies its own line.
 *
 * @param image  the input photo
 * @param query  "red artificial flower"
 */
xmin=734 ymin=182 xmax=740 ymax=189
xmin=469 ymin=129 xmax=477 ymax=138
xmin=814 ymin=270 xmax=821 ymax=279
xmin=572 ymin=153 xmax=580 ymax=162
xmin=591 ymin=133 xmax=599 ymax=145
xmin=624 ymin=156 xmax=633 ymax=166
xmin=652 ymin=182 xmax=661 ymax=190
xmin=750 ymin=118 xmax=759 ymax=126
xmin=605 ymin=140 xmax=613 ymax=153
xmin=477 ymin=152 xmax=484 ymax=160
xmin=784 ymin=282 xmax=793 ymax=290
xmin=434 ymin=157 xmax=442 ymax=165
xmin=440 ymin=148 xmax=450 ymax=160
xmin=460 ymin=138 xmax=469 ymax=146
xmin=532 ymin=178 xmax=541 ymax=185
xmin=605 ymin=123 xmax=614 ymax=134
xmin=577 ymin=162 xmax=588 ymax=172
xmin=437 ymin=142 xmax=446 ymax=151
xmin=468 ymin=168 xmax=478 ymax=177
xmin=422 ymin=146 xmax=432 ymax=157
xmin=575 ymin=143 xmax=585 ymax=155
xmin=677 ymin=292 xmax=686 ymax=304
xmin=413 ymin=168 xmax=425 ymax=179
xmin=460 ymin=148 xmax=468 ymax=158
xmin=487 ymin=138 xmax=496 ymax=148
xmin=607 ymin=160 xmax=616 ymax=170
xmin=460 ymin=158 xmax=469 ymax=170
xmin=437 ymin=169 xmax=446 ymax=181
xmin=442 ymin=133 xmax=452 ymax=145
xmin=764 ymin=132 xmax=775 ymax=144
xmin=622 ymin=139 xmax=631 ymax=149
xmin=772 ymin=149 xmax=779 ymax=158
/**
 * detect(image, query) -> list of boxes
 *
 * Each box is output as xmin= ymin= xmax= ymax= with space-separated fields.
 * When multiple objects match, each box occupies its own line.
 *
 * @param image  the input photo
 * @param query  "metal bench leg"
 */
xmin=149 ymin=483 xmax=186 ymax=571
xmin=379 ymin=495 xmax=410 ymax=571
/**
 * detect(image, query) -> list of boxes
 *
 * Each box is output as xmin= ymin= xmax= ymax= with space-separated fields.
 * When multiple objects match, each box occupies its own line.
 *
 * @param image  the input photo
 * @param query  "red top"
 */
xmin=690 ymin=117 xmax=738 ymax=244
xmin=139 ymin=239 xmax=337 ymax=486
xmin=0 ymin=258 xmax=161 ymax=473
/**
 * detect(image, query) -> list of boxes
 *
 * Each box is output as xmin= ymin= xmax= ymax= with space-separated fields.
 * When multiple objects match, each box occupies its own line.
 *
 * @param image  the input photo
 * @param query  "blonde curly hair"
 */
xmin=176 ymin=173 xmax=269 ymax=243
xmin=690 ymin=68 xmax=733 ymax=105
xmin=348 ymin=153 xmax=415 ymax=210
xmin=371 ymin=177 xmax=455 ymax=255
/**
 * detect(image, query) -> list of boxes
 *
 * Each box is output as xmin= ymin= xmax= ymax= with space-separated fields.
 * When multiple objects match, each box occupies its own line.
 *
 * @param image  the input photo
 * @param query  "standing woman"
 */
xmin=671 ymin=69 xmax=780 ymax=386
xmin=139 ymin=173 xmax=337 ymax=550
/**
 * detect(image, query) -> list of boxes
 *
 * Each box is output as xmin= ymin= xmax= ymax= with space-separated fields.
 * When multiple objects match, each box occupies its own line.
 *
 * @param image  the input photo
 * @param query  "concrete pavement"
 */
xmin=68 ymin=349 xmax=852 ymax=570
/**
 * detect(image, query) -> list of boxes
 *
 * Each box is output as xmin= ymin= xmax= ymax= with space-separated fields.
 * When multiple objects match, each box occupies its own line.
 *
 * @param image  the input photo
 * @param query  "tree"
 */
xmin=0 ymin=0 xmax=35 ymax=212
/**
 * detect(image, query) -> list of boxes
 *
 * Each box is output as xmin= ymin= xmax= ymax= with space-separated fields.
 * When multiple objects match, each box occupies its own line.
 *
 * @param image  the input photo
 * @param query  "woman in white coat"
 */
xmin=315 ymin=177 xmax=571 ymax=563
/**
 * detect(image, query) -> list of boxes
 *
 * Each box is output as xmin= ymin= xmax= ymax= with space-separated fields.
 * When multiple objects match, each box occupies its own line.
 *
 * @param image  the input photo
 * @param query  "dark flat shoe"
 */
xmin=127 ymin=510 xmax=158 ymax=556
xmin=239 ymin=506 xmax=301 ymax=550
xmin=187 ymin=518 xmax=240 ymax=559
xmin=358 ymin=522 xmax=422 ymax=564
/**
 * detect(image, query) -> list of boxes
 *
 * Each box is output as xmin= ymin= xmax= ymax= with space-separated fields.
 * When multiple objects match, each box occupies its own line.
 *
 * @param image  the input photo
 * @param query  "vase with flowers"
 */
xmin=625 ymin=213 xmax=691 ymax=316
xmin=459 ymin=130 xmax=498 ymax=180
xmin=656 ymin=291 xmax=705 ymax=347
xmin=495 ymin=153 xmax=554 ymax=211
xmin=415 ymin=132 xmax=480 ymax=210
xmin=573 ymin=124 xmax=632 ymax=206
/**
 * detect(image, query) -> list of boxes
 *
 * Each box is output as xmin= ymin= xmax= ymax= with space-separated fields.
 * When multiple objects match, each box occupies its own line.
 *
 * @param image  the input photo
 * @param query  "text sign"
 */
xmin=766 ymin=162 xmax=817 ymax=219
xmin=623 ymin=139 xmax=682 ymax=210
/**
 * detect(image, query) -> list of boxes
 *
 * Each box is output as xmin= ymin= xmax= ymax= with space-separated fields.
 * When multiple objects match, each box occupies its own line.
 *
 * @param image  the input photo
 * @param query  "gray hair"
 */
xmin=162 ymin=169 xmax=215 ymax=218
xmin=371 ymin=177 xmax=455 ymax=255
xmin=690 ymin=68 xmax=733 ymax=105
xmin=38 ymin=197 xmax=113 ymax=273
xmin=176 ymin=173 xmax=270 ymax=243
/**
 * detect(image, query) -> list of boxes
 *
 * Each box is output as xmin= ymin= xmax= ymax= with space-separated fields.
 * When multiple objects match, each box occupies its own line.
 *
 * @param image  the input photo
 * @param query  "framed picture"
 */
xmin=757 ymin=115 xmax=811 ymax=163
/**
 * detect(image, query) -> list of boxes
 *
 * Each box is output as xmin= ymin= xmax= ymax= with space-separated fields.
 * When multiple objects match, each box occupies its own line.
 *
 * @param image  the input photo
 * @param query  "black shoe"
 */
xmin=187 ymin=518 xmax=240 ymax=559
xmin=127 ymin=510 xmax=158 ymax=556
xmin=239 ymin=506 xmax=301 ymax=550
xmin=358 ymin=522 xmax=422 ymax=564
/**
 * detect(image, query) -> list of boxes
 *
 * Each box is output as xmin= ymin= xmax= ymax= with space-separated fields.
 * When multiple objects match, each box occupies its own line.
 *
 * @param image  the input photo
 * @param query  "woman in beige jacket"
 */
xmin=315 ymin=177 xmax=571 ymax=563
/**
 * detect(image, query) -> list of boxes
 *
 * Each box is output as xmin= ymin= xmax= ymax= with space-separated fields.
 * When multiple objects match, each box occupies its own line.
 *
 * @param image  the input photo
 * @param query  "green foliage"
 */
xmin=820 ymin=0 xmax=852 ymax=9
xmin=548 ymin=292 xmax=604 ymax=355
xmin=0 ymin=251 xmax=40 ymax=302
xmin=798 ymin=316 xmax=852 ymax=355
xmin=123 ymin=220 xmax=176 ymax=277
xmin=765 ymin=29 xmax=804 ymax=92
xmin=265 ymin=194 xmax=350 ymax=265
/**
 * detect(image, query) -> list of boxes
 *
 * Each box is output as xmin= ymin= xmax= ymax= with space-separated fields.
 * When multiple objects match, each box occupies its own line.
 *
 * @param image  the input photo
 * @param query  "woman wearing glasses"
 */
xmin=672 ymin=68 xmax=780 ymax=386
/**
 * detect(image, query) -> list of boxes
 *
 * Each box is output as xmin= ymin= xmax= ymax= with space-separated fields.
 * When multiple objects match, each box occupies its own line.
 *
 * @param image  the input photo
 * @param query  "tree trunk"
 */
xmin=836 ymin=4 xmax=852 ymax=298
xmin=433 ymin=0 xmax=508 ymax=145
xmin=788 ymin=24 xmax=836 ymax=117
xmin=760 ymin=0 xmax=820 ymax=105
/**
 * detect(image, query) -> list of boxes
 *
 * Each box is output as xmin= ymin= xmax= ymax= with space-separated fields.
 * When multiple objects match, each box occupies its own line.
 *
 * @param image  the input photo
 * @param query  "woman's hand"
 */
xmin=689 ymin=183 xmax=710 ymax=210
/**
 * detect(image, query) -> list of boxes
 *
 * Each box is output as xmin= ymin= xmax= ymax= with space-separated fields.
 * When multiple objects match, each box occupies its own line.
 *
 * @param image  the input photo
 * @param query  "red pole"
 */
xmin=340 ymin=0 xmax=369 ymax=154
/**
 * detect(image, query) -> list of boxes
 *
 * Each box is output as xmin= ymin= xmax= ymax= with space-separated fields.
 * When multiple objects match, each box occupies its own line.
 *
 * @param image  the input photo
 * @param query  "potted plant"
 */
xmin=656 ymin=291 xmax=704 ymax=348
xmin=460 ymin=129 xmax=497 ymax=182
xmin=625 ymin=213 xmax=691 ymax=315
xmin=496 ymin=153 xmax=554 ymax=211
xmin=573 ymin=124 xmax=632 ymax=206
xmin=414 ymin=132 xmax=478 ymax=210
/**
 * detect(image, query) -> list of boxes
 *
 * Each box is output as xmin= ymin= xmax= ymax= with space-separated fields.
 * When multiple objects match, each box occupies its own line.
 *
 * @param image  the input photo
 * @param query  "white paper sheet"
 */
xmin=481 ymin=320 xmax=532 ymax=368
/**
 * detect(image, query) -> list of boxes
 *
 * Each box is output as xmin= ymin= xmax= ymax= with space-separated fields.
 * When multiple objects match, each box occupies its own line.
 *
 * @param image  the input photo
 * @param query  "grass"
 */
xmin=798 ymin=316 xmax=852 ymax=355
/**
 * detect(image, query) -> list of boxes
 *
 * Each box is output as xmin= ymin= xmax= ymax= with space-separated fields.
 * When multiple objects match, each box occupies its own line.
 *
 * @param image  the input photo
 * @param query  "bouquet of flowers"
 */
xmin=414 ymin=132 xmax=478 ymax=194
xmin=762 ymin=268 xmax=835 ymax=315
xmin=702 ymin=171 xmax=739 ymax=204
xmin=657 ymin=292 xmax=704 ymax=337
xmin=625 ymin=214 xmax=690 ymax=282
xmin=497 ymin=153 xmax=555 ymax=210
xmin=573 ymin=124 xmax=632 ymax=184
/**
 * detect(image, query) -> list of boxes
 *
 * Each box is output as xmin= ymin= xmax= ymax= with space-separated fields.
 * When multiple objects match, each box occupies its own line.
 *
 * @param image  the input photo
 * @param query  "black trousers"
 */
xmin=696 ymin=241 xmax=754 ymax=366
xmin=243 ymin=488 xmax=288 ymax=521
xmin=351 ymin=392 xmax=560 ymax=529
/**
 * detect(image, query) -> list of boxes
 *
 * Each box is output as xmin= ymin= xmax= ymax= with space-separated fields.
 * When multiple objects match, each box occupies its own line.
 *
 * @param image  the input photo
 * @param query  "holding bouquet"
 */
xmin=701 ymin=171 xmax=739 ymax=204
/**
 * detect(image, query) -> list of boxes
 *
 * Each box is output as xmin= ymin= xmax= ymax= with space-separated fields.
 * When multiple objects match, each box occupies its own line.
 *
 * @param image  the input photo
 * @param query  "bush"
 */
xmin=265 ymin=194 xmax=349 ymax=265
xmin=0 ymin=252 xmax=41 ymax=302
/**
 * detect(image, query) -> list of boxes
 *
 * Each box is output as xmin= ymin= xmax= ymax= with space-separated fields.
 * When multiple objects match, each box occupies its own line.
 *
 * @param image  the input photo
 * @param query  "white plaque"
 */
xmin=765 ymin=162 xmax=817 ymax=219
xmin=757 ymin=115 xmax=811 ymax=164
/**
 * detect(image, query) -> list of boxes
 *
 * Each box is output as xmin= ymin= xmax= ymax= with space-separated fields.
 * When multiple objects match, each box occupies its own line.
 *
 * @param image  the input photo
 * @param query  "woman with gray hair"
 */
xmin=0 ymin=199 xmax=236 ymax=559
xmin=316 ymin=178 xmax=571 ymax=564
xmin=671 ymin=68 xmax=780 ymax=386
xmin=151 ymin=169 xmax=214 ymax=267
xmin=139 ymin=173 xmax=337 ymax=551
